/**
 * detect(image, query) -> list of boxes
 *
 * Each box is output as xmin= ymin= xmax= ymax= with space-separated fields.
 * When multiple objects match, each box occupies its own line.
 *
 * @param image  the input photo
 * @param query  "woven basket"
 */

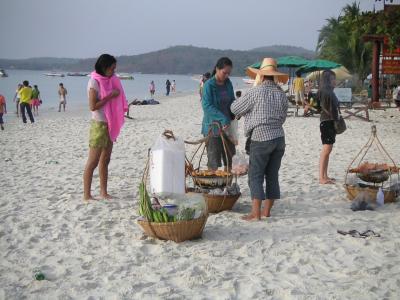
xmin=137 ymin=214 xmax=208 ymax=243
xmin=192 ymin=174 xmax=233 ymax=188
xmin=203 ymin=193 xmax=241 ymax=213
xmin=344 ymin=184 xmax=396 ymax=203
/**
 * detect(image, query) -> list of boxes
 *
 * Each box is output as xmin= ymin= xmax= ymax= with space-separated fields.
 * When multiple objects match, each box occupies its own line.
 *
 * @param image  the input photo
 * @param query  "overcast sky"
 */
xmin=0 ymin=0 xmax=392 ymax=59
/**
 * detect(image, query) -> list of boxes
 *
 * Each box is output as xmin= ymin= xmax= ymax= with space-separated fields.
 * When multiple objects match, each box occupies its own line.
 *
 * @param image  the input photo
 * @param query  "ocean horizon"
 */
xmin=0 ymin=70 xmax=246 ymax=110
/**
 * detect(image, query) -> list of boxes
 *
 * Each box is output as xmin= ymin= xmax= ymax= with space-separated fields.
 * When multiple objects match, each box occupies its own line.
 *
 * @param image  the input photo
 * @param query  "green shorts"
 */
xmin=89 ymin=120 xmax=112 ymax=148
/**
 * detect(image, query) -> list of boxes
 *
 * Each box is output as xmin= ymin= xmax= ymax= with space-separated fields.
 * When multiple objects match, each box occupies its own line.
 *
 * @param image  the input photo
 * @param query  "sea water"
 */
xmin=0 ymin=70 xmax=246 ymax=111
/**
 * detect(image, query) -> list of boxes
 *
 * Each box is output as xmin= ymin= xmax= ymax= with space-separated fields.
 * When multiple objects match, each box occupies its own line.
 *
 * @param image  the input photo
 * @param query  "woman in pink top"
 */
xmin=149 ymin=81 xmax=155 ymax=97
xmin=83 ymin=54 xmax=122 ymax=201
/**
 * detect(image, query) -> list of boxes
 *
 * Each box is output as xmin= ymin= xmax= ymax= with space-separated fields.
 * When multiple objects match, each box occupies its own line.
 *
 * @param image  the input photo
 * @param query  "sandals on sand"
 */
xmin=337 ymin=229 xmax=381 ymax=238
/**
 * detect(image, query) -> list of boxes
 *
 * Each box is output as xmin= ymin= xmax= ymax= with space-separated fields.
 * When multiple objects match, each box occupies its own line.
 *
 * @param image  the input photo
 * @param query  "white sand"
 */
xmin=1 ymin=94 xmax=400 ymax=299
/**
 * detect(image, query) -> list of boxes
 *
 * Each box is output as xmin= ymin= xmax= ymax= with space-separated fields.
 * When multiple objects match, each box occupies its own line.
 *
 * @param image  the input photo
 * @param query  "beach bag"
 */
xmin=334 ymin=115 xmax=347 ymax=135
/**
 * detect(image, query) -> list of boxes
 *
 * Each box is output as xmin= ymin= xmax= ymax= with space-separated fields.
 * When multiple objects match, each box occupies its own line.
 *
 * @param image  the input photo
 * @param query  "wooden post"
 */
xmin=371 ymin=40 xmax=381 ymax=102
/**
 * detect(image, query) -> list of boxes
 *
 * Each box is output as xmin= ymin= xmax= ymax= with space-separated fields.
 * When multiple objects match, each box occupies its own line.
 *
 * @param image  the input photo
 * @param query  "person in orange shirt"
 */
xmin=0 ymin=94 xmax=7 ymax=130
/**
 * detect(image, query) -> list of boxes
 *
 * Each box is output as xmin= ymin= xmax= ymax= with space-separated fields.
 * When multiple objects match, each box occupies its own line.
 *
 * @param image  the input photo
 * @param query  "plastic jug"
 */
xmin=376 ymin=188 xmax=384 ymax=207
xmin=150 ymin=131 xmax=185 ymax=198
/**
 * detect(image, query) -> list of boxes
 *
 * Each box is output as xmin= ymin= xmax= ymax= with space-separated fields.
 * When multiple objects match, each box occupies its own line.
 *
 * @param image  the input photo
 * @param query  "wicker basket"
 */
xmin=344 ymin=184 xmax=396 ymax=203
xmin=203 ymin=193 xmax=241 ymax=213
xmin=192 ymin=175 xmax=233 ymax=188
xmin=137 ymin=214 xmax=208 ymax=243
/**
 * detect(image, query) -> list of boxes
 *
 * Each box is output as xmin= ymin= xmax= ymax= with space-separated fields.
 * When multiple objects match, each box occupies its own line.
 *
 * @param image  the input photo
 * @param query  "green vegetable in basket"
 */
xmin=161 ymin=209 xmax=169 ymax=222
xmin=152 ymin=210 xmax=160 ymax=222
xmin=139 ymin=182 xmax=153 ymax=222
xmin=177 ymin=207 xmax=196 ymax=221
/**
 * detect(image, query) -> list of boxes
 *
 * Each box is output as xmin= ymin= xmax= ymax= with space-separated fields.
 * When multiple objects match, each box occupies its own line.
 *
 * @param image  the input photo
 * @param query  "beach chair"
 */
xmin=341 ymin=91 xmax=370 ymax=122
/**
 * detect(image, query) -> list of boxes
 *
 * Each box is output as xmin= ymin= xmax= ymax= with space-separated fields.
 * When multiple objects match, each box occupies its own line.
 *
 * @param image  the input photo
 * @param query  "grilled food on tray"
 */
xmin=192 ymin=170 xmax=232 ymax=177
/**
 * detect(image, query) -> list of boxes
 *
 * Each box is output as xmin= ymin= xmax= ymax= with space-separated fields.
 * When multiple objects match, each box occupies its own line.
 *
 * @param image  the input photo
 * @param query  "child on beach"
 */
xmin=13 ymin=84 xmax=22 ymax=117
xmin=171 ymin=80 xmax=176 ymax=93
xmin=149 ymin=81 xmax=155 ymax=97
xmin=31 ymin=85 xmax=41 ymax=116
xmin=0 ymin=94 xmax=6 ymax=130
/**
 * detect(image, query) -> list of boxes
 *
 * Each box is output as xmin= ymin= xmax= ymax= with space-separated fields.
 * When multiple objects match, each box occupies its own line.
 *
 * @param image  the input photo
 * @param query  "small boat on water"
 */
xmin=44 ymin=72 xmax=65 ymax=77
xmin=67 ymin=72 xmax=89 ymax=77
xmin=116 ymin=73 xmax=134 ymax=80
xmin=0 ymin=69 xmax=8 ymax=77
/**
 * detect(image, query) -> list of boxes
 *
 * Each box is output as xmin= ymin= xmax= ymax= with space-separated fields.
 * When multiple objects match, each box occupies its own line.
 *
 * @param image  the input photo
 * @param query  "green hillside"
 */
xmin=0 ymin=45 xmax=315 ymax=76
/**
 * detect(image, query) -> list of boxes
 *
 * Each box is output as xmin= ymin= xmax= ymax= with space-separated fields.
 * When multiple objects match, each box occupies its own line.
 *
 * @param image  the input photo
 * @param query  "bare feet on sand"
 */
xmin=100 ymin=193 xmax=114 ymax=200
xmin=83 ymin=195 xmax=98 ymax=201
xmin=319 ymin=178 xmax=334 ymax=184
xmin=241 ymin=213 xmax=261 ymax=221
xmin=261 ymin=211 xmax=271 ymax=218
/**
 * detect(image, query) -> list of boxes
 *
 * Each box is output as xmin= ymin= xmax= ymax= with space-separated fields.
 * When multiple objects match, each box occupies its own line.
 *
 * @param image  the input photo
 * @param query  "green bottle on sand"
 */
xmin=34 ymin=270 xmax=46 ymax=281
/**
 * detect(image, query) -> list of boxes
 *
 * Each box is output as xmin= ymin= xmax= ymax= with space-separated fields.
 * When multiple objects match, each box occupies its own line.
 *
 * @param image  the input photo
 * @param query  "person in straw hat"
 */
xmin=231 ymin=58 xmax=289 ymax=221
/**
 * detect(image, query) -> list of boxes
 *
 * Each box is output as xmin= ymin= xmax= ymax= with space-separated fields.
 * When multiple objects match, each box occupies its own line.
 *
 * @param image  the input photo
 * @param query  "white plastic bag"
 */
xmin=150 ymin=132 xmax=185 ymax=197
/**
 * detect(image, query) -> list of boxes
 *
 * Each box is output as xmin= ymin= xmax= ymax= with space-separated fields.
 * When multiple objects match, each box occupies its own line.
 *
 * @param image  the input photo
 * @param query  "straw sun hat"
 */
xmin=246 ymin=58 xmax=289 ymax=84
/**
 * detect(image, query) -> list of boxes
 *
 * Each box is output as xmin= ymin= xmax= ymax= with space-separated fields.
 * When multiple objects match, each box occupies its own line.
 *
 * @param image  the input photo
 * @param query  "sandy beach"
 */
xmin=1 ymin=92 xmax=400 ymax=299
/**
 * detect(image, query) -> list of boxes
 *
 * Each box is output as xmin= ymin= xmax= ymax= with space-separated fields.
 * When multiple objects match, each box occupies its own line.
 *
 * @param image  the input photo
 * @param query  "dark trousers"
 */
xmin=248 ymin=137 xmax=285 ymax=200
xmin=20 ymin=102 xmax=35 ymax=123
xmin=166 ymin=87 xmax=170 ymax=96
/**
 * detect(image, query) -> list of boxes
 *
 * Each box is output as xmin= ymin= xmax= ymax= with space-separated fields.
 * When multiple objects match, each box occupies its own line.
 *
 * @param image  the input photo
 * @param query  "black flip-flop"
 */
xmin=337 ymin=229 xmax=380 ymax=238
xmin=360 ymin=230 xmax=380 ymax=238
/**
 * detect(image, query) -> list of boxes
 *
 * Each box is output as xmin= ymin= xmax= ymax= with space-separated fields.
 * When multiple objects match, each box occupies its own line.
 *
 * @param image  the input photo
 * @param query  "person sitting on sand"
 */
xmin=318 ymin=70 xmax=339 ymax=184
xmin=231 ymin=58 xmax=288 ymax=221
xmin=83 ymin=54 xmax=126 ymax=200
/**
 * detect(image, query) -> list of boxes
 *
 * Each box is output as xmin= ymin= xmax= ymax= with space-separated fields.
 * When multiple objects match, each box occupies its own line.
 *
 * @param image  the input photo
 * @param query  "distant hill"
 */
xmin=0 ymin=45 xmax=316 ymax=76
xmin=0 ymin=57 xmax=80 ymax=71
xmin=250 ymin=45 xmax=315 ymax=59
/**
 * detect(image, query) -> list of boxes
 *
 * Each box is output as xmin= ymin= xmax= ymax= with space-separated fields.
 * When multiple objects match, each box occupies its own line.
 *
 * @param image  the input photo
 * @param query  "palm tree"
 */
xmin=316 ymin=2 xmax=371 ymax=88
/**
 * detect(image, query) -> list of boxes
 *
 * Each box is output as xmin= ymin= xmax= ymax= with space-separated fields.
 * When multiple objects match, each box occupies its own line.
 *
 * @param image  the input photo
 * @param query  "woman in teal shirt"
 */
xmin=201 ymin=57 xmax=236 ymax=171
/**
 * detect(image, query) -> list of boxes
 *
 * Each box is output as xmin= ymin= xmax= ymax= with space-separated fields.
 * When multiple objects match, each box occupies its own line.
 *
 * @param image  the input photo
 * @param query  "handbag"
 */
xmin=322 ymin=102 xmax=346 ymax=135
xmin=334 ymin=114 xmax=346 ymax=134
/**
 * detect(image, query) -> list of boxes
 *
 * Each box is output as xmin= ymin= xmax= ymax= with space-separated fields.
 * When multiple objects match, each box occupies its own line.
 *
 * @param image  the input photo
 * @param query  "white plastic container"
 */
xmin=150 ymin=132 xmax=185 ymax=198
xmin=376 ymin=188 xmax=384 ymax=207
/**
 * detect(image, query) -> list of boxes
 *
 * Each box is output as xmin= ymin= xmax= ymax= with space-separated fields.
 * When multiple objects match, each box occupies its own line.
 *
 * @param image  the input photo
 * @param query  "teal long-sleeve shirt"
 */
xmin=201 ymin=77 xmax=235 ymax=136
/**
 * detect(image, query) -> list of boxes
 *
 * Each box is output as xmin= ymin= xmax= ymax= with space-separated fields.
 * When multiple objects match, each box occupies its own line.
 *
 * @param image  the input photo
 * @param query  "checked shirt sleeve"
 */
xmin=230 ymin=89 xmax=255 ymax=117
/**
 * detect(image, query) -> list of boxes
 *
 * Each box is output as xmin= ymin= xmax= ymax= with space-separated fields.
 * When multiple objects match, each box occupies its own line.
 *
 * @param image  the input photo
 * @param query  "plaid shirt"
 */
xmin=231 ymin=80 xmax=288 ymax=142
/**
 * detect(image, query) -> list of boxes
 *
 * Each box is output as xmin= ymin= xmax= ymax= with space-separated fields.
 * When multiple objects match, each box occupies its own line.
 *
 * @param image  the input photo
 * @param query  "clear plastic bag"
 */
xmin=231 ymin=153 xmax=249 ymax=176
xmin=226 ymin=119 xmax=239 ymax=145
xmin=163 ymin=192 xmax=206 ymax=220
